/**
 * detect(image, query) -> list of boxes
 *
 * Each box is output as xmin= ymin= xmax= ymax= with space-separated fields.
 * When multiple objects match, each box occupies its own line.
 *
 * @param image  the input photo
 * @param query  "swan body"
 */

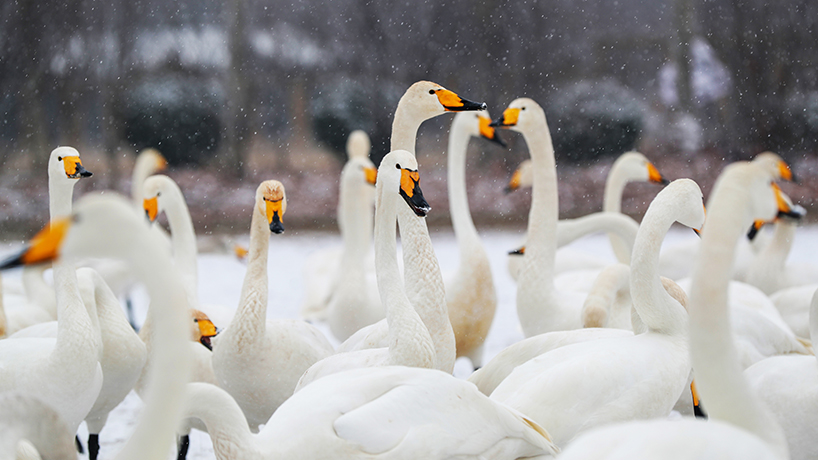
xmin=326 ymin=153 xmax=381 ymax=341
xmin=184 ymin=366 xmax=558 ymax=459
xmin=488 ymin=179 xmax=704 ymax=447
xmin=557 ymin=162 xmax=790 ymax=460
xmin=301 ymin=130 xmax=375 ymax=322
xmin=0 ymin=392 xmax=75 ymax=460
xmin=771 ymin=283 xmax=816 ymax=338
xmin=297 ymin=151 xmax=436 ymax=390
xmin=211 ymin=180 xmax=334 ymax=430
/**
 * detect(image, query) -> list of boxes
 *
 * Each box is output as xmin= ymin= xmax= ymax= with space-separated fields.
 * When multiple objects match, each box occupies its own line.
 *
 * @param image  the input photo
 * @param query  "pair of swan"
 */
xmin=479 ymin=179 xmax=703 ymax=447
xmin=210 ymin=180 xmax=335 ymax=431
xmin=558 ymin=161 xmax=791 ymax=459
xmin=296 ymin=150 xmax=436 ymax=389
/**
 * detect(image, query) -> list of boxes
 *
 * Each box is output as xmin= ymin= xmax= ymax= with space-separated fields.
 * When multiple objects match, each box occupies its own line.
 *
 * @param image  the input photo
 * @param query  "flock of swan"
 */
xmin=0 ymin=80 xmax=815 ymax=460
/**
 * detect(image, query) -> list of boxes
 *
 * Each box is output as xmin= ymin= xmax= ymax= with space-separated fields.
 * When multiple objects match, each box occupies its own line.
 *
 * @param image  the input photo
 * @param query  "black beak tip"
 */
xmin=503 ymin=185 xmax=515 ymax=194
xmin=0 ymin=253 xmax=24 ymax=270
xmin=660 ymin=177 xmax=670 ymax=185
xmin=492 ymin=134 xmax=508 ymax=148
xmin=270 ymin=222 xmax=285 ymax=234
xmin=80 ymin=170 xmax=93 ymax=178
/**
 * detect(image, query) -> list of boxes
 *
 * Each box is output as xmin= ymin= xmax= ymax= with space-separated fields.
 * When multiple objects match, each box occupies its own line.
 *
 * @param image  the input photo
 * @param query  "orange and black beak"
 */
xmin=778 ymin=161 xmax=795 ymax=183
xmin=0 ymin=218 xmax=71 ymax=270
xmin=504 ymin=168 xmax=523 ymax=194
xmin=63 ymin=155 xmax=93 ymax=179
xmin=143 ymin=196 xmax=159 ymax=223
xmin=508 ymin=246 xmax=526 ymax=256
xmin=399 ymin=169 xmax=431 ymax=217
xmin=647 ymin=162 xmax=670 ymax=185
xmin=772 ymin=183 xmax=804 ymax=219
xmin=433 ymin=88 xmax=487 ymax=112
xmin=364 ymin=167 xmax=378 ymax=186
xmin=195 ymin=317 xmax=219 ymax=351
xmin=747 ymin=220 xmax=766 ymax=241
xmin=490 ymin=107 xmax=522 ymax=128
xmin=265 ymin=199 xmax=285 ymax=234
xmin=478 ymin=115 xmax=507 ymax=148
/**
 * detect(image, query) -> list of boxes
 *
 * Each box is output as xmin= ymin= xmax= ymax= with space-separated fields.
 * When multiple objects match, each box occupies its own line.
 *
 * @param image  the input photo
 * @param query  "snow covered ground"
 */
xmin=3 ymin=224 xmax=818 ymax=459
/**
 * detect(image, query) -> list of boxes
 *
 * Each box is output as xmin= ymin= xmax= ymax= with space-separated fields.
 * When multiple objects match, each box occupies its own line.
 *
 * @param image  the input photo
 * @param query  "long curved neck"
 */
xmin=164 ymin=188 xmax=199 ymax=304
xmin=374 ymin=181 xmax=435 ymax=369
xmin=555 ymin=212 xmax=638 ymax=262
xmin=51 ymin=260 xmax=99 ymax=368
xmin=389 ymin=101 xmax=422 ymax=153
xmin=49 ymin=180 xmax=76 ymax=221
xmin=447 ymin=124 xmax=480 ymax=252
xmin=182 ymin=383 xmax=256 ymax=458
xmin=23 ymin=265 xmax=57 ymax=318
xmin=629 ymin=199 xmax=687 ymax=335
xmin=116 ymin=225 xmax=192 ymax=460
xmin=131 ymin=160 xmax=154 ymax=209
xmin=603 ymin=162 xmax=635 ymax=263
xmin=520 ymin=127 xmax=558 ymax=284
xmin=230 ymin=201 xmax=270 ymax=341
xmin=747 ymin=220 xmax=795 ymax=292
xmin=689 ymin=183 xmax=788 ymax=457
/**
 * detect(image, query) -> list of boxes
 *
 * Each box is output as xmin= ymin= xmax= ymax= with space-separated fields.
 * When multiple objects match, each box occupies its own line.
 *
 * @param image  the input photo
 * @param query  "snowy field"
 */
xmin=3 ymin=224 xmax=818 ymax=459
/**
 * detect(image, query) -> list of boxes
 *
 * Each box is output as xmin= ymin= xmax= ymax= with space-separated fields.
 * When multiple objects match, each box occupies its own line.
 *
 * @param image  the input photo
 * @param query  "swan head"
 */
xmin=401 ymin=81 xmax=486 ymax=117
xmin=752 ymin=151 xmax=794 ymax=182
xmin=505 ymin=159 xmax=533 ymax=193
xmin=257 ymin=180 xmax=287 ymax=234
xmin=453 ymin=110 xmax=507 ymax=148
xmin=346 ymin=130 xmax=372 ymax=160
xmin=615 ymin=151 xmax=669 ymax=185
xmin=142 ymin=174 xmax=182 ymax=223
xmin=489 ymin=98 xmax=546 ymax=134
xmin=377 ymin=150 xmax=431 ymax=217
xmin=707 ymin=163 xmax=785 ymax=232
xmin=49 ymin=146 xmax=93 ymax=181
xmin=191 ymin=309 xmax=219 ymax=350
xmin=660 ymin=179 xmax=706 ymax=231
xmin=135 ymin=148 xmax=168 ymax=176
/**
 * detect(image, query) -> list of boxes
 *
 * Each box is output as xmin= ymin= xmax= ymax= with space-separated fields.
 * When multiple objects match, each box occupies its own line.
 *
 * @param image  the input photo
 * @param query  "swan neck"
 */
xmin=232 ymin=202 xmax=270 ymax=337
xmin=447 ymin=125 xmax=480 ymax=249
xmin=521 ymin=128 xmax=558 ymax=279
xmin=339 ymin=173 xmax=373 ymax=265
xmin=164 ymin=189 xmax=199 ymax=298
xmin=556 ymin=213 xmax=637 ymax=262
xmin=182 ymin=384 xmax=256 ymax=458
xmin=49 ymin=180 xmax=75 ymax=222
xmin=390 ymin=104 xmax=420 ymax=154
xmin=603 ymin=166 xmax=634 ymax=262
xmin=53 ymin=261 xmax=99 ymax=357
xmin=629 ymin=205 xmax=687 ymax=335
xmin=689 ymin=184 xmax=788 ymax=455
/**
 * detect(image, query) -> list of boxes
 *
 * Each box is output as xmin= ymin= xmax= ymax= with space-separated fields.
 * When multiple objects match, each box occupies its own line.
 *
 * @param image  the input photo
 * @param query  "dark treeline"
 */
xmin=1 ymin=0 xmax=817 ymax=176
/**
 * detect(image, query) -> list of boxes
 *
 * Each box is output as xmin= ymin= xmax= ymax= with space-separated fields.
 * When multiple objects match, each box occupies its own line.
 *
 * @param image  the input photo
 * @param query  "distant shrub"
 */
xmin=311 ymin=78 xmax=402 ymax=164
xmin=121 ymin=74 xmax=223 ymax=166
xmin=783 ymin=91 xmax=818 ymax=152
xmin=547 ymin=80 xmax=645 ymax=164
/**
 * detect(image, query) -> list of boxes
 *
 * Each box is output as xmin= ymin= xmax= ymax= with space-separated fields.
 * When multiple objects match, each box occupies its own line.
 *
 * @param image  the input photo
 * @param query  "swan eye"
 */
xmin=521 ymin=107 xmax=526 ymax=111
xmin=429 ymin=89 xmax=435 ymax=95
xmin=157 ymin=192 xmax=161 ymax=197
xmin=396 ymin=163 xmax=401 ymax=169
xmin=57 ymin=156 xmax=63 ymax=161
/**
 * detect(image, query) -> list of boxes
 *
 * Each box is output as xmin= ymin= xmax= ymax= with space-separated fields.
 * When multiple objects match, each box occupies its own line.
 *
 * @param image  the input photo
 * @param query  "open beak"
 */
xmin=63 ymin=156 xmax=93 ymax=179
xmin=195 ymin=318 xmax=219 ymax=351
xmin=0 ymin=218 xmax=71 ymax=270
xmin=478 ymin=116 xmax=507 ymax=148
xmin=266 ymin=199 xmax=285 ymax=234
xmin=647 ymin=162 xmax=670 ymax=185
xmin=143 ymin=196 xmax=159 ymax=222
xmin=399 ymin=169 xmax=431 ymax=217
xmin=434 ymin=88 xmax=487 ymax=112
xmin=490 ymin=107 xmax=521 ymax=128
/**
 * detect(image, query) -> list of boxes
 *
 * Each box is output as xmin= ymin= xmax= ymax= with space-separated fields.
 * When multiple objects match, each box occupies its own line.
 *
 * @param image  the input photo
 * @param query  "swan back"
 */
xmin=0 ymin=392 xmax=75 ymax=460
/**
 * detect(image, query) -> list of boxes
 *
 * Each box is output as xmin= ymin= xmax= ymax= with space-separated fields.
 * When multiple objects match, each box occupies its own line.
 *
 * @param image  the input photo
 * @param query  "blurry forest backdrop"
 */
xmin=1 ymin=0 xmax=818 ymax=237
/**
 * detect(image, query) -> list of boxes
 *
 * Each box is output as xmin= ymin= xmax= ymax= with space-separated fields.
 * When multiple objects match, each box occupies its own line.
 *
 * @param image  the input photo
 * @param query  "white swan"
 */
xmin=334 ymin=81 xmax=482 ymax=372
xmin=487 ymin=179 xmax=704 ymax=447
xmin=744 ymin=288 xmax=818 ymax=460
xmin=5 ymin=194 xmax=194 ymax=460
xmin=506 ymin=151 xmax=667 ymax=279
xmin=325 ymin=152 xmax=381 ymax=341
xmin=210 ymin=180 xmax=335 ymax=431
xmin=0 ymin=392 xmax=76 ymax=460
xmin=296 ymin=151 xmax=436 ymax=390
xmin=300 ymin=130 xmax=374 ymax=322
xmin=771 ymin=283 xmax=816 ymax=339
xmin=491 ymin=98 xmax=588 ymax=335
xmin=443 ymin=110 xmax=503 ymax=368
xmin=143 ymin=174 xmax=234 ymax=326
xmin=2 ymin=147 xmax=93 ymax=334
xmin=8 ymin=267 xmax=147 ymax=460
xmin=183 ymin=366 xmax=558 ymax=459
xmin=556 ymin=162 xmax=790 ymax=460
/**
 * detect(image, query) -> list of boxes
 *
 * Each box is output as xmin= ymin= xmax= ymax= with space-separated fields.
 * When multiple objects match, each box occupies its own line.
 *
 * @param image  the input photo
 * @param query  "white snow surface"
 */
xmin=3 ymin=224 xmax=818 ymax=459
